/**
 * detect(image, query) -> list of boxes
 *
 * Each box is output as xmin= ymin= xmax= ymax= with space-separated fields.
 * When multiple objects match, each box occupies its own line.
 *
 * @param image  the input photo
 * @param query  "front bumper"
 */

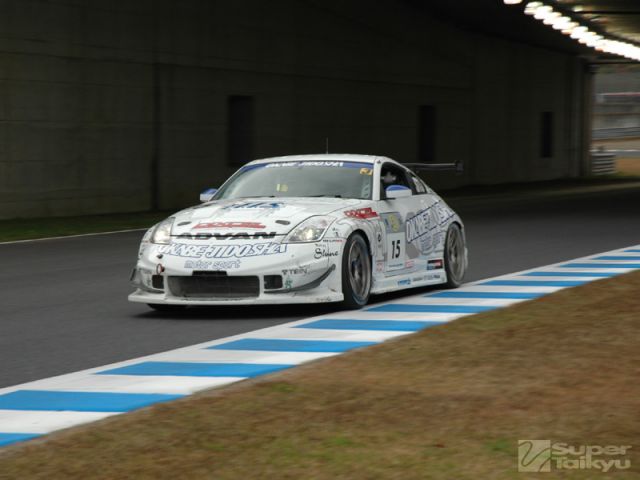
xmin=129 ymin=239 xmax=344 ymax=305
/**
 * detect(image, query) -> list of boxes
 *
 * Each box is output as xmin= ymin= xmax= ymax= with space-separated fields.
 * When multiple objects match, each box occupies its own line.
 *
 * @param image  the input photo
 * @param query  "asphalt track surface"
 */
xmin=1 ymin=187 xmax=639 ymax=388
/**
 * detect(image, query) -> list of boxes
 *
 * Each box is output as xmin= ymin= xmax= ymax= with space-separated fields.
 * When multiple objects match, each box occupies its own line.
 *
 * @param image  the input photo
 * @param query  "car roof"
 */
xmin=248 ymin=154 xmax=393 ymax=165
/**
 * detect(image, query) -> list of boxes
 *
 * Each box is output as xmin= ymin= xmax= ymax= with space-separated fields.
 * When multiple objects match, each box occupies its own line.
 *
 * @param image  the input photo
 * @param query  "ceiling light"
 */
xmin=515 ymin=1 xmax=639 ymax=62
xmin=524 ymin=2 xmax=542 ymax=15
xmin=551 ymin=16 xmax=572 ymax=30
xmin=543 ymin=12 xmax=562 ymax=25
xmin=534 ymin=5 xmax=553 ymax=20
xmin=561 ymin=22 xmax=578 ymax=34
xmin=570 ymin=26 xmax=588 ymax=39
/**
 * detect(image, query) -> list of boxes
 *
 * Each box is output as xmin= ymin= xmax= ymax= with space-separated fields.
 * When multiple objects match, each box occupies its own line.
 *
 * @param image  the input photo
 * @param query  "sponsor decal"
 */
xmin=411 ymin=275 xmax=425 ymax=282
xmin=375 ymin=260 xmax=385 ymax=272
xmin=405 ymin=259 xmax=415 ymax=268
xmin=282 ymin=266 xmax=310 ymax=275
xmin=177 ymin=232 xmax=277 ymax=240
xmin=427 ymin=259 xmax=444 ymax=270
xmin=322 ymin=238 xmax=344 ymax=244
xmin=223 ymin=201 xmax=283 ymax=210
xmin=260 ymin=161 xmax=372 ymax=169
xmin=184 ymin=259 xmax=241 ymax=270
xmin=405 ymin=202 xmax=456 ymax=250
xmin=359 ymin=167 xmax=373 ymax=175
xmin=159 ymin=242 xmax=286 ymax=259
xmin=314 ymin=245 xmax=340 ymax=259
xmin=397 ymin=278 xmax=411 ymax=286
xmin=284 ymin=277 xmax=294 ymax=289
xmin=345 ymin=207 xmax=378 ymax=219
xmin=406 ymin=208 xmax=437 ymax=243
xmin=193 ymin=221 xmax=266 ymax=229
xmin=265 ymin=161 xmax=346 ymax=168
xmin=380 ymin=212 xmax=402 ymax=233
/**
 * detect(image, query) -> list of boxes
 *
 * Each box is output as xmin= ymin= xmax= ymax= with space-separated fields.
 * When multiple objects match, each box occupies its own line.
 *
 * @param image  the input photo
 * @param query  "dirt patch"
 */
xmin=617 ymin=158 xmax=640 ymax=176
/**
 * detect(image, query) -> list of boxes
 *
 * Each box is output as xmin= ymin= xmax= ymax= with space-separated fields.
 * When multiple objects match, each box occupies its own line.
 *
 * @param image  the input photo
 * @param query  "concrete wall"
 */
xmin=0 ymin=0 xmax=591 ymax=219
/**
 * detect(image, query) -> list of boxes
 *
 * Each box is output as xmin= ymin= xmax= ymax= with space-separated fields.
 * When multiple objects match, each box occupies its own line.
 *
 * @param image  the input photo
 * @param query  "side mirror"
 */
xmin=385 ymin=185 xmax=412 ymax=199
xmin=199 ymin=188 xmax=218 ymax=203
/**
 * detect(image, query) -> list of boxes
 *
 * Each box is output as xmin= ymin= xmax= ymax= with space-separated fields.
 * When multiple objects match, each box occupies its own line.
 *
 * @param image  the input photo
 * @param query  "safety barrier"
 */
xmin=590 ymin=152 xmax=617 ymax=175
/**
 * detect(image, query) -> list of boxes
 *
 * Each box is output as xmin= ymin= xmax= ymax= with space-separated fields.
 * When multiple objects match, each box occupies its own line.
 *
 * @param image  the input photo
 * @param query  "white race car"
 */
xmin=129 ymin=154 xmax=468 ymax=311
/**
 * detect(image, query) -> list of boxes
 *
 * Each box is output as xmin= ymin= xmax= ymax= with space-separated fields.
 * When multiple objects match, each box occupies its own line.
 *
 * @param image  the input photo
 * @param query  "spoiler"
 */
xmin=403 ymin=162 xmax=464 ymax=173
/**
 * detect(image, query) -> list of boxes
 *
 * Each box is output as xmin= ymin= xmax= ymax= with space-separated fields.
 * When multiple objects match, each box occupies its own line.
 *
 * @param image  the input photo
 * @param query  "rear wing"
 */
xmin=403 ymin=162 xmax=463 ymax=173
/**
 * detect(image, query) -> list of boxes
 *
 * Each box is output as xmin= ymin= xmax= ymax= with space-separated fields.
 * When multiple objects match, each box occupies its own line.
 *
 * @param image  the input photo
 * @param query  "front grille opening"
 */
xmin=168 ymin=274 xmax=259 ymax=299
xmin=151 ymin=275 xmax=164 ymax=290
xmin=264 ymin=275 xmax=283 ymax=290
xmin=192 ymin=271 xmax=227 ymax=277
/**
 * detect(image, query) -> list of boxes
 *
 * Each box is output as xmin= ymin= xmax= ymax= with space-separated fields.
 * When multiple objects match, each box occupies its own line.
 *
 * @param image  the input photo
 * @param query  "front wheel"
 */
xmin=341 ymin=233 xmax=372 ymax=309
xmin=444 ymin=223 xmax=467 ymax=288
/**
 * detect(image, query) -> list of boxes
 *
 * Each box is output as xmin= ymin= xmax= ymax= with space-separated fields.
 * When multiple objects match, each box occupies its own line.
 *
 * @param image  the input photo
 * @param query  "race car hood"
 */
xmin=170 ymin=197 xmax=367 ymax=237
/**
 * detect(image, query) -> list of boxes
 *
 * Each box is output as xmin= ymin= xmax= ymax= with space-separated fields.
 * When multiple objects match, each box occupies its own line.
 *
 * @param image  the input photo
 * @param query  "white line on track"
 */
xmin=0 ymin=228 xmax=147 ymax=245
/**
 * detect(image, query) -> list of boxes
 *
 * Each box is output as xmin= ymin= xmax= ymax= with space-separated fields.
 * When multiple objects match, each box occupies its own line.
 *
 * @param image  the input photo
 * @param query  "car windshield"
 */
xmin=214 ymin=161 xmax=374 ymax=200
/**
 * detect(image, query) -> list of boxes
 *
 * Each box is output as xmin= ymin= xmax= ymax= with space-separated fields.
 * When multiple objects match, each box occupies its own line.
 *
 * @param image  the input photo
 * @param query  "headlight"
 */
xmin=284 ymin=216 xmax=334 ymax=243
xmin=151 ymin=218 xmax=174 ymax=244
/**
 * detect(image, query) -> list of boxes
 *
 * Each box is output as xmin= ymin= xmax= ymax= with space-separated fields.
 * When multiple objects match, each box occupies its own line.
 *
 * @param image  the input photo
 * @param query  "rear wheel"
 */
xmin=147 ymin=304 xmax=187 ymax=313
xmin=341 ymin=233 xmax=372 ymax=309
xmin=444 ymin=223 xmax=466 ymax=288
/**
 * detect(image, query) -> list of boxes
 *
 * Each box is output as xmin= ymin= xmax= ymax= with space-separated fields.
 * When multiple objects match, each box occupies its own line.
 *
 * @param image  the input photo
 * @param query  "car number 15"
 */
xmin=386 ymin=232 xmax=405 ymax=271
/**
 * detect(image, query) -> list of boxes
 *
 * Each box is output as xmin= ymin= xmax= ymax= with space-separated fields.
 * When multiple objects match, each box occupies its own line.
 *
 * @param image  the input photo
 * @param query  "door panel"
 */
xmin=376 ymin=163 xmax=423 ymax=276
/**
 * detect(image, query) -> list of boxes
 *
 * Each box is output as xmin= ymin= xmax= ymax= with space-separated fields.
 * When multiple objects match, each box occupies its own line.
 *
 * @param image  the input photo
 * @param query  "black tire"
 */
xmin=443 ymin=223 xmax=467 ymax=288
xmin=147 ymin=304 xmax=188 ymax=313
xmin=341 ymin=233 xmax=372 ymax=309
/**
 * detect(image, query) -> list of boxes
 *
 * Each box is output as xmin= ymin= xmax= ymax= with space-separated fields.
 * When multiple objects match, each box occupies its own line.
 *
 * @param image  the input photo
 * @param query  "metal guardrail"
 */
xmin=590 ymin=152 xmax=617 ymax=175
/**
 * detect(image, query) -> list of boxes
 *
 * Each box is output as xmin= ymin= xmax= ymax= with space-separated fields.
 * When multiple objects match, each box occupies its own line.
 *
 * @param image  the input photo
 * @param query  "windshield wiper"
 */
xmin=309 ymin=194 xmax=343 ymax=198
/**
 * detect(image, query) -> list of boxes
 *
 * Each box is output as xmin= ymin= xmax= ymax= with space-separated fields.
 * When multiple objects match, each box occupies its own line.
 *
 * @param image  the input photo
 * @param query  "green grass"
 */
xmin=0 ymin=211 xmax=171 ymax=242
xmin=1 ymin=271 xmax=639 ymax=479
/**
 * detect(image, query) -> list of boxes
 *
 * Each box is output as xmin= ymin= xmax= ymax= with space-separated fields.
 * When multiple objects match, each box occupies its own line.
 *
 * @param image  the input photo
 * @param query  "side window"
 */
xmin=380 ymin=163 xmax=413 ymax=198
xmin=409 ymin=172 xmax=427 ymax=194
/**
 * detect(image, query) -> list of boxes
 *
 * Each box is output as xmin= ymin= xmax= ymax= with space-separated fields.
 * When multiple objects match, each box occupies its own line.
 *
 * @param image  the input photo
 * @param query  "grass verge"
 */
xmin=0 ymin=211 xmax=170 ymax=243
xmin=1 ymin=272 xmax=639 ymax=478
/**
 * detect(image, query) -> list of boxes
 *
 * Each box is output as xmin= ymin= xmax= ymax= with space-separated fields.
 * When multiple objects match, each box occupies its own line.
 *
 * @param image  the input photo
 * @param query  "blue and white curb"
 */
xmin=1 ymin=245 xmax=639 ymax=448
